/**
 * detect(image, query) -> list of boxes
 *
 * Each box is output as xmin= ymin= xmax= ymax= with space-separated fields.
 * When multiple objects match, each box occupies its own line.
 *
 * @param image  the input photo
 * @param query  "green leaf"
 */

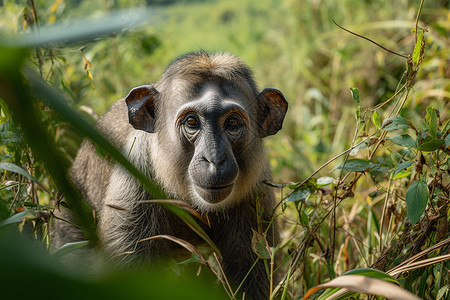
xmin=334 ymin=159 xmax=374 ymax=172
xmin=382 ymin=116 xmax=410 ymax=131
xmin=405 ymin=179 xmax=429 ymax=225
xmin=425 ymin=106 xmax=437 ymax=137
xmin=436 ymin=286 xmax=448 ymax=300
xmin=445 ymin=134 xmax=450 ymax=149
xmin=300 ymin=209 xmax=309 ymax=226
xmin=342 ymin=268 xmax=399 ymax=284
xmin=0 ymin=210 xmax=37 ymax=227
xmin=0 ymin=99 xmax=10 ymax=125
xmin=0 ymin=162 xmax=50 ymax=194
xmin=393 ymin=169 xmax=411 ymax=179
xmin=53 ymin=241 xmax=89 ymax=259
xmin=286 ymin=179 xmax=317 ymax=202
xmin=350 ymin=87 xmax=360 ymax=104
xmin=317 ymin=176 xmax=335 ymax=187
xmin=412 ymin=30 xmax=424 ymax=67
xmin=251 ymin=230 xmax=271 ymax=260
xmin=389 ymin=134 xmax=417 ymax=148
xmin=417 ymin=136 xmax=445 ymax=152
xmin=372 ymin=111 xmax=382 ymax=129
xmin=393 ymin=161 xmax=414 ymax=178
xmin=0 ymin=162 xmax=40 ymax=184
xmin=286 ymin=187 xmax=310 ymax=202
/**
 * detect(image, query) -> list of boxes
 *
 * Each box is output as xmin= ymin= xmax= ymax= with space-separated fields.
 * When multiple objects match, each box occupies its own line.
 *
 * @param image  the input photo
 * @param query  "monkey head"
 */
xmin=124 ymin=52 xmax=287 ymax=212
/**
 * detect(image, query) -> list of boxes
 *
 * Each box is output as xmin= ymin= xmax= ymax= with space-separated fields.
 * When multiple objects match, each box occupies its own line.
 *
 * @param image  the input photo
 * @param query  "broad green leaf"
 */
xmin=412 ymin=30 xmax=424 ymax=67
xmin=286 ymin=187 xmax=310 ymax=202
xmin=393 ymin=169 xmax=411 ymax=179
xmin=417 ymin=136 xmax=445 ymax=152
xmin=436 ymin=286 xmax=448 ymax=300
xmin=251 ymin=229 xmax=271 ymax=260
xmin=300 ymin=209 xmax=309 ymax=226
xmin=372 ymin=111 xmax=382 ymax=129
xmin=382 ymin=116 xmax=410 ymax=131
xmin=335 ymin=159 xmax=374 ymax=172
xmin=425 ymin=106 xmax=437 ymax=137
xmin=405 ymin=179 xmax=429 ymax=225
xmin=317 ymin=176 xmax=335 ymax=187
xmin=393 ymin=161 xmax=414 ymax=178
xmin=53 ymin=241 xmax=89 ymax=259
xmin=445 ymin=134 xmax=450 ymax=149
xmin=0 ymin=210 xmax=37 ymax=227
xmin=350 ymin=87 xmax=360 ymax=104
xmin=389 ymin=134 xmax=416 ymax=148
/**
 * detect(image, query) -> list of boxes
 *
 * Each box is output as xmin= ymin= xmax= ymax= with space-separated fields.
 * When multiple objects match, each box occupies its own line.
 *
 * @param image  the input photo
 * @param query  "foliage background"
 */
xmin=0 ymin=0 xmax=449 ymax=299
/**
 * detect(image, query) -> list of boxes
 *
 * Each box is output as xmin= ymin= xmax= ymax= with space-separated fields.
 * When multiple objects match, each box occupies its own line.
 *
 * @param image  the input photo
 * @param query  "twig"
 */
xmin=213 ymin=252 xmax=234 ymax=299
xmin=332 ymin=20 xmax=408 ymax=59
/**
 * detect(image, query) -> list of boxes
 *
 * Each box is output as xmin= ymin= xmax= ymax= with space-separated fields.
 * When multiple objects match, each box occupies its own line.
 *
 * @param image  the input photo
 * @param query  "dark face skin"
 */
xmin=175 ymin=82 xmax=250 ymax=204
xmin=125 ymin=77 xmax=287 ymax=210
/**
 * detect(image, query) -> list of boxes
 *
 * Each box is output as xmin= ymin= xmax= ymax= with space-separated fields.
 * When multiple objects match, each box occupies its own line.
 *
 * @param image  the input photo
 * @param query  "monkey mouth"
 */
xmin=193 ymin=183 xmax=234 ymax=204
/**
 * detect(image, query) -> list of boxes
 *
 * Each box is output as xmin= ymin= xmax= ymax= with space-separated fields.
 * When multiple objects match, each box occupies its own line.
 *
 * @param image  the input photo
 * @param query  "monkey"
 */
xmin=53 ymin=51 xmax=288 ymax=300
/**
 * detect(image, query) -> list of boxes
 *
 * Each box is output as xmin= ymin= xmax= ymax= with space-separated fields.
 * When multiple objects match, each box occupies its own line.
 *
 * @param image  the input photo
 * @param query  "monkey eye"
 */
xmin=186 ymin=116 xmax=199 ymax=127
xmin=182 ymin=114 xmax=201 ymax=134
xmin=225 ymin=115 xmax=244 ymax=136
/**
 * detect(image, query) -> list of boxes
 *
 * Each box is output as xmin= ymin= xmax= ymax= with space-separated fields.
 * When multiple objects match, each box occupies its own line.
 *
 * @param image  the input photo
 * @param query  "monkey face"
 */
xmin=124 ymin=53 xmax=287 ymax=212
xmin=175 ymin=84 xmax=250 ymax=204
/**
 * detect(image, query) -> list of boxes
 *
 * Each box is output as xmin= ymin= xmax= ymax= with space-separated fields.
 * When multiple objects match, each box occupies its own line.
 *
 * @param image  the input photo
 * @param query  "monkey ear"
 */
xmin=125 ymin=85 xmax=159 ymax=133
xmin=256 ymin=88 xmax=288 ymax=138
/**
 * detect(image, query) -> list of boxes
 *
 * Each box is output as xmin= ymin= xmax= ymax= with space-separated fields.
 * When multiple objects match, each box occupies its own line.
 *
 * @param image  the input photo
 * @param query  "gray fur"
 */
xmin=53 ymin=51 xmax=287 ymax=299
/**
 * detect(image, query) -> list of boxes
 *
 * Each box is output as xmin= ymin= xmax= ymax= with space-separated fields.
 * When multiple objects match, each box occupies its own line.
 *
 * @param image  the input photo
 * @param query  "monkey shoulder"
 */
xmin=97 ymin=99 xmax=134 ymax=148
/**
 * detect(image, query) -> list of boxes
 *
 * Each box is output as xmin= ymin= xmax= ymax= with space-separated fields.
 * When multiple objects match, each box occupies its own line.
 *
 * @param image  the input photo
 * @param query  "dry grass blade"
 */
xmin=303 ymin=275 xmax=420 ymax=300
xmin=140 ymin=199 xmax=208 ymax=224
xmin=139 ymin=234 xmax=206 ymax=263
xmin=389 ymin=253 xmax=450 ymax=277
xmin=388 ymin=237 xmax=450 ymax=276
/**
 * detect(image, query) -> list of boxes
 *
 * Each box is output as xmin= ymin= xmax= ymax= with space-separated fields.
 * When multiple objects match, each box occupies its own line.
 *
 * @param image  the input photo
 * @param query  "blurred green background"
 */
xmin=0 ymin=0 xmax=449 ymax=299
xmin=1 ymin=0 xmax=448 ymax=180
